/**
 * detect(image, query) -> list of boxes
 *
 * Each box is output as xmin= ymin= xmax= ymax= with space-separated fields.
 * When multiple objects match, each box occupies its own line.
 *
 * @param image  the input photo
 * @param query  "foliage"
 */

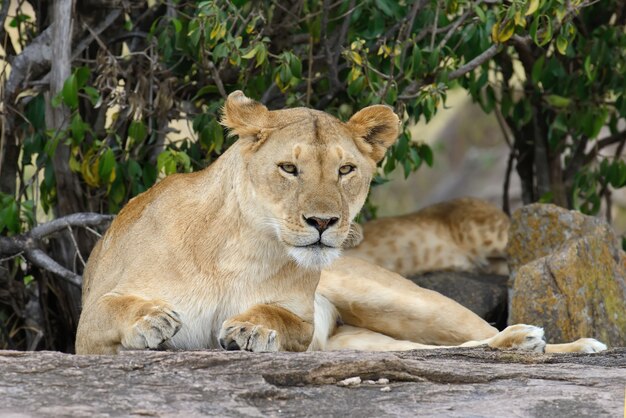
xmin=0 ymin=0 xmax=623 ymax=351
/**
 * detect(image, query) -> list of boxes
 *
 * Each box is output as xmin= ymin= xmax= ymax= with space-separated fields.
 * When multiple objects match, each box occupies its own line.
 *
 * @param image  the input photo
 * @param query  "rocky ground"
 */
xmin=1 ymin=347 xmax=624 ymax=417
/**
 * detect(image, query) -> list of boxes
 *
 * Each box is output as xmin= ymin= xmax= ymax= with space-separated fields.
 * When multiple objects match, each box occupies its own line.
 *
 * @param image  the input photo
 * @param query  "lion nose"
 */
xmin=304 ymin=216 xmax=339 ymax=234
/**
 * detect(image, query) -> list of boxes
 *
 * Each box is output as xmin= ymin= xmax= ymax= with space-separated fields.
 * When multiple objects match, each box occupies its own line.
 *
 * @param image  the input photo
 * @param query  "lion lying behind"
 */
xmin=75 ymin=92 xmax=606 ymax=355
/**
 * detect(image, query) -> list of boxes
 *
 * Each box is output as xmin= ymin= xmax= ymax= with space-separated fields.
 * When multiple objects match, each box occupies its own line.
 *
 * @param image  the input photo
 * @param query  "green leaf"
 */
xmin=99 ymin=148 xmax=116 ymax=184
xmin=532 ymin=15 xmax=552 ymax=47
xmin=241 ymin=44 xmax=259 ymax=59
xmin=25 ymin=94 xmax=46 ymax=130
xmin=62 ymin=74 xmax=79 ymax=109
xmin=474 ymin=5 xmax=486 ymax=23
xmin=128 ymin=120 xmax=148 ymax=142
xmin=545 ymin=94 xmax=571 ymax=108
xmin=172 ymin=18 xmax=182 ymax=34
xmin=289 ymin=56 xmax=302 ymax=79
xmin=142 ymin=164 xmax=157 ymax=187
xmin=607 ymin=162 xmax=622 ymax=188
xmin=83 ymin=86 xmax=101 ymax=107
xmin=375 ymin=0 xmax=395 ymax=17
xmin=492 ymin=20 xmax=515 ymax=43
xmin=69 ymin=113 xmax=88 ymax=143
xmin=531 ymin=55 xmax=545 ymax=84
xmin=0 ymin=197 xmax=20 ymax=234
xmin=75 ymin=67 xmax=91 ymax=89
xmin=556 ymin=35 xmax=568 ymax=55
xmin=418 ymin=144 xmax=434 ymax=167
xmin=583 ymin=56 xmax=594 ymax=81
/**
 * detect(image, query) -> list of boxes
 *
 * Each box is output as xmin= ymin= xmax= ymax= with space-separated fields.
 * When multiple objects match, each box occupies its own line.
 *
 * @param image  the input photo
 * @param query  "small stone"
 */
xmin=380 ymin=386 xmax=391 ymax=392
xmin=337 ymin=376 xmax=361 ymax=387
xmin=363 ymin=380 xmax=376 ymax=385
xmin=376 ymin=378 xmax=389 ymax=385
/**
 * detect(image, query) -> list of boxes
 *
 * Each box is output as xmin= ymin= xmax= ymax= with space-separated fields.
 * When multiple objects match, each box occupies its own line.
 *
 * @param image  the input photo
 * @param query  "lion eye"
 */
xmin=339 ymin=164 xmax=355 ymax=176
xmin=278 ymin=163 xmax=298 ymax=176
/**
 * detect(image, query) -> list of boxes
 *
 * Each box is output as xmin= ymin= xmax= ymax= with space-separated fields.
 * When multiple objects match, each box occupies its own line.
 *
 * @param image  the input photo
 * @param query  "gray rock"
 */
xmin=1 ymin=349 xmax=624 ymax=417
xmin=408 ymin=272 xmax=508 ymax=329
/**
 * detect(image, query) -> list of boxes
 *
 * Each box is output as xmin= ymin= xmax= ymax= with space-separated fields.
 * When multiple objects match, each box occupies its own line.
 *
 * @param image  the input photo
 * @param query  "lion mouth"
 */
xmin=294 ymin=237 xmax=336 ymax=249
xmin=296 ymin=239 xmax=335 ymax=249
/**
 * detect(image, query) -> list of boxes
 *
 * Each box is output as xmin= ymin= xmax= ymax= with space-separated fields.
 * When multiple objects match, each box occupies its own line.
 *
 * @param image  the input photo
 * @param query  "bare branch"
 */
xmin=24 ymin=248 xmax=82 ymax=287
xmin=448 ymin=44 xmax=500 ymax=79
xmin=0 ymin=213 xmax=114 ymax=286
xmin=399 ymin=0 xmax=427 ymax=43
xmin=30 ymin=213 xmax=114 ymax=240
xmin=399 ymin=44 xmax=500 ymax=100
xmin=4 ymin=26 xmax=53 ymax=100
xmin=75 ymin=9 xmax=122 ymax=58
xmin=208 ymin=61 xmax=227 ymax=99
xmin=438 ymin=7 xmax=472 ymax=50
xmin=583 ymin=131 xmax=626 ymax=165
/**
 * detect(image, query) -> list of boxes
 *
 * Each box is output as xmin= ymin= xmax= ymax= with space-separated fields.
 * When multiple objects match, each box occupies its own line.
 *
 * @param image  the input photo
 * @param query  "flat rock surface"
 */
xmin=1 ymin=348 xmax=625 ymax=417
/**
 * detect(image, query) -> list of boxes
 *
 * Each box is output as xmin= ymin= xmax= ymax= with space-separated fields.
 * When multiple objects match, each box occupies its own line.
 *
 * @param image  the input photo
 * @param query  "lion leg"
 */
xmin=75 ymin=293 xmax=181 ymax=355
xmin=320 ymin=257 xmax=499 ymax=346
xmin=545 ymin=339 xmax=607 ymax=353
xmin=218 ymin=304 xmax=314 ymax=352
xmin=327 ymin=324 xmax=548 ymax=352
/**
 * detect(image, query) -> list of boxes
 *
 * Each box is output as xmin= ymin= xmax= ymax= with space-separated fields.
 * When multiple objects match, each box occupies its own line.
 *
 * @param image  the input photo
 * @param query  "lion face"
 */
xmin=221 ymin=91 xmax=399 ymax=268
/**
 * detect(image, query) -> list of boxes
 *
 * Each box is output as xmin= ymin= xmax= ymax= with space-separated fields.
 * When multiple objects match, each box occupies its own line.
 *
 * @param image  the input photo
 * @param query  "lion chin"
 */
xmin=287 ymin=246 xmax=342 ymax=269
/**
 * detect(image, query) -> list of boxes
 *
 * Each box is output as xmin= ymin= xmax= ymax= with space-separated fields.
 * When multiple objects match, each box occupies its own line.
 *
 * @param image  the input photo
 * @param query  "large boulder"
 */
xmin=0 ymin=349 xmax=624 ymax=416
xmin=507 ymin=204 xmax=626 ymax=346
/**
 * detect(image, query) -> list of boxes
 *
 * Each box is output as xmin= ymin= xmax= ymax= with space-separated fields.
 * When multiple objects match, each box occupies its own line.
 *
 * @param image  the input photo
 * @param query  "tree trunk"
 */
xmin=45 ymin=0 xmax=84 ymax=350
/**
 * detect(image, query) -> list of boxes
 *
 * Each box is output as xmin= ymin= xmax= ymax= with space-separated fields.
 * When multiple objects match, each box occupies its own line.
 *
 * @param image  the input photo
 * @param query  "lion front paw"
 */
xmin=121 ymin=304 xmax=182 ymax=350
xmin=218 ymin=320 xmax=279 ymax=352
xmin=487 ymin=324 xmax=546 ymax=353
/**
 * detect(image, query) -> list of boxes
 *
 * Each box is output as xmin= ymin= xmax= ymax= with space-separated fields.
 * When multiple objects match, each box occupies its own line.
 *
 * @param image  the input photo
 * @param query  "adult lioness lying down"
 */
xmin=76 ymin=91 xmax=606 ymax=355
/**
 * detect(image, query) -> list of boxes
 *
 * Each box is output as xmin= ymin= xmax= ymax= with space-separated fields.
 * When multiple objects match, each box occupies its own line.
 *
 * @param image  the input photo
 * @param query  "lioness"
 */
xmin=346 ymin=197 xmax=511 ymax=277
xmin=76 ymin=92 xmax=606 ymax=354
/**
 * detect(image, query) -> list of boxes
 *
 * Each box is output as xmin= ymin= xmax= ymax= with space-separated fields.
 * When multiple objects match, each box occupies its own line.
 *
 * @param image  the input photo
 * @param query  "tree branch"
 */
xmin=583 ymin=131 xmax=626 ymax=166
xmin=24 ymin=248 xmax=82 ymax=287
xmin=30 ymin=213 xmax=115 ymax=240
xmin=399 ymin=44 xmax=500 ymax=100
xmin=0 ymin=213 xmax=114 ymax=286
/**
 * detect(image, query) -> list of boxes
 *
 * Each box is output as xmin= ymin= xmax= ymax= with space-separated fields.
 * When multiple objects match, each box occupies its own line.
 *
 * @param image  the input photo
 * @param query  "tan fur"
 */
xmin=76 ymin=91 xmax=606 ymax=356
xmin=345 ymin=197 xmax=510 ymax=276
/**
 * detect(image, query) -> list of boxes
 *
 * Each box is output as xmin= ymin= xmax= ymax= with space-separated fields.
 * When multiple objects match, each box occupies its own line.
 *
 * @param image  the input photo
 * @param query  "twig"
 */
xmin=583 ymin=130 xmax=626 ymax=165
xmin=399 ymin=0 xmax=427 ymax=43
xmin=503 ymin=150 xmax=515 ymax=215
xmin=66 ymin=226 xmax=86 ymax=267
xmin=430 ymin=0 xmax=440 ymax=50
xmin=208 ymin=61 xmax=227 ymax=99
xmin=596 ymin=132 xmax=626 ymax=203
xmin=399 ymin=44 xmax=500 ymax=99
xmin=84 ymin=226 xmax=103 ymax=238
xmin=75 ymin=9 xmax=122 ymax=58
xmin=438 ymin=7 xmax=472 ymax=49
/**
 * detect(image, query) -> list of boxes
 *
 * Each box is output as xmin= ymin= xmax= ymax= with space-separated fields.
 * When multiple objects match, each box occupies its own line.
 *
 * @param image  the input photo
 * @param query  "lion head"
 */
xmin=221 ymin=91 xmax=399 ymax=269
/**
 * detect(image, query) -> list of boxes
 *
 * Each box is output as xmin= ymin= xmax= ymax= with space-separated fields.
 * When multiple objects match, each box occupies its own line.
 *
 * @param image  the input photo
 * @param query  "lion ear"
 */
xmin=220 ymin=91 xmax=269 ymax=139
xmin=347 ymin=105 xmax=400 ymax=162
